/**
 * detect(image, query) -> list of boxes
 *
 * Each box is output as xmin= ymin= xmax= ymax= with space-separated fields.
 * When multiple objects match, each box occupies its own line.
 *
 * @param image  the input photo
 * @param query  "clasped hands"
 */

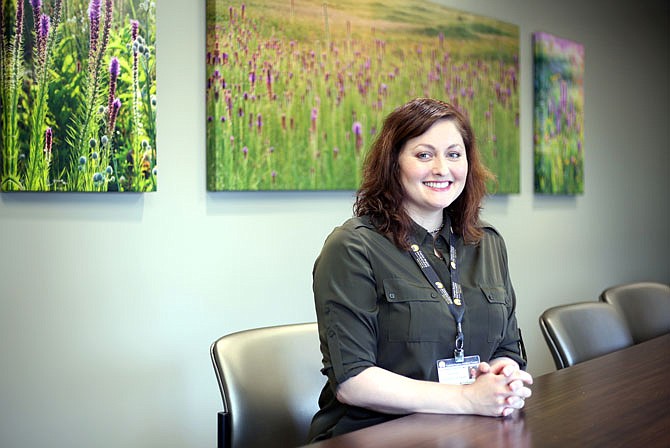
xmin=468 ymin=358 xmax=533 ymax=417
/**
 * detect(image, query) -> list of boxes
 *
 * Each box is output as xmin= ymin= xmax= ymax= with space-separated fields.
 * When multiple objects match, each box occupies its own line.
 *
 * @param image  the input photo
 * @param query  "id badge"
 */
xmin=436 ymin=355 xmax=480 ymax=385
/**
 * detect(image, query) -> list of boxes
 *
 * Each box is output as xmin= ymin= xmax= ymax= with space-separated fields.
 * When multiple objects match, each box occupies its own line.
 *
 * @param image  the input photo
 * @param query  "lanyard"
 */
xmin=408 ymin=225 xmax=465 ymax=362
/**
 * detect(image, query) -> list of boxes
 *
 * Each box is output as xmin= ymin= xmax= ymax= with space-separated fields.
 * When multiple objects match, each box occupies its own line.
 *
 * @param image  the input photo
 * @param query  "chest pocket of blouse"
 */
xmin=480 ymin=285 xmax=509 ymax=343
xmin=382 ymin=278 xmax=443 ymax=342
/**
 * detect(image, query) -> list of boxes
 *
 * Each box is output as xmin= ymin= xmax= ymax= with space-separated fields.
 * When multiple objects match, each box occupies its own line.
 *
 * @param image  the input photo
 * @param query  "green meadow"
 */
xmin=206 ymin=0 xmax=520 ymax=191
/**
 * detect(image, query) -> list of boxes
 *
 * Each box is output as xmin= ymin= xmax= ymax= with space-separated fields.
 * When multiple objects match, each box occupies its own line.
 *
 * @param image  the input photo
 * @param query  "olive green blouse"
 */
xmin=308 ymin=215 xmax=526 ymax=441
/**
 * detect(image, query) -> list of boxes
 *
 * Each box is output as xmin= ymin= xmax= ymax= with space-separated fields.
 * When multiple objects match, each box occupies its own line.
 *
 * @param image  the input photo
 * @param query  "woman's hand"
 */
xmin=468 ymin=357 xmax=533 ymax=417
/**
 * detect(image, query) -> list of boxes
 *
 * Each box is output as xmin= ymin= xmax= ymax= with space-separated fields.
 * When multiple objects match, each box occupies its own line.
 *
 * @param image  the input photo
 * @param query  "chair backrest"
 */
xmin=600 ymin=282 xmax=670 ymax=344
xmin=539 ymin=302 xmax=634 ymax=369
xmin=210 ymin=322 xmax=324 ymax=448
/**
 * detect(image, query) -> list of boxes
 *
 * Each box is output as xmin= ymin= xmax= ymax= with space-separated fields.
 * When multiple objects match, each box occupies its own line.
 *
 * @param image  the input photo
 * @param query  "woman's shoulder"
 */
xmin=476 ymin=221 xmax=508 ymax=248
xmin=330 ymin=216 xmax=376 ymax=235
xmin=478 ymin=221 xmax=502 ymax=237
xmin=323 ymin=216 xmax=387 ymax=249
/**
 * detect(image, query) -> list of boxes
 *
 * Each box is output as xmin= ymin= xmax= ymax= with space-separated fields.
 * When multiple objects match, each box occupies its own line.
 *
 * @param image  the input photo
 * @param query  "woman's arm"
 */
xmin=336 ymin=365 xmax=531 ymax=417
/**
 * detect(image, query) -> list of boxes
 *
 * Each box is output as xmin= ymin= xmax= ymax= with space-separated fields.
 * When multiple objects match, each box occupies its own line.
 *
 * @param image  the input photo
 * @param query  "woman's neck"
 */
xmin=406 ymin=209 xmax=443 ymax=233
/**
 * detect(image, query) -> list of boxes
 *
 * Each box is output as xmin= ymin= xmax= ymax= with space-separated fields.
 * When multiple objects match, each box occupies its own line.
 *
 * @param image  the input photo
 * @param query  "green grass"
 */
xmin=206 ymin=0 xmax=520 ymax=192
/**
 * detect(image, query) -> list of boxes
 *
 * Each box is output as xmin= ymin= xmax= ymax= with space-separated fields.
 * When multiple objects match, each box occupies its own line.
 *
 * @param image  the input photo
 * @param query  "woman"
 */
xmin=308 ymin=98 xmax=533 ymax=441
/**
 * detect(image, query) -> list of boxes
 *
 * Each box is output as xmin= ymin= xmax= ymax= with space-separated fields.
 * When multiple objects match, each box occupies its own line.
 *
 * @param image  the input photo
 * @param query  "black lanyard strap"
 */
xmin=408 ymin=225 xmax=465 ymax=362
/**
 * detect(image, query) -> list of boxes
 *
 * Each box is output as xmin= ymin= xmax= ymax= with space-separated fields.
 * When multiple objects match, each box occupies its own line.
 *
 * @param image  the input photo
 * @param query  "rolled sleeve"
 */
xmin=313 ymin=224 xmax=379 ymax=386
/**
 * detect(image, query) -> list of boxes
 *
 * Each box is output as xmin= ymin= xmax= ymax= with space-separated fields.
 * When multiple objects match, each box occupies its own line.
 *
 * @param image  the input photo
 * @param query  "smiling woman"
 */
xmin=398 ymin=119 xmax=469 ymax=232
xmin=308 ymin=98 xmax=532 ymax=442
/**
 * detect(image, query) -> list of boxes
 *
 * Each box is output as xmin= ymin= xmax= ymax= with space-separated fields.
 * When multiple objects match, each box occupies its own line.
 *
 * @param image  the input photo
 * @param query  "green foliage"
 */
xmin=0 ymin=0 xmax=156 ymax=192
xmin=533 ymin=33 xmax=584 ymax=195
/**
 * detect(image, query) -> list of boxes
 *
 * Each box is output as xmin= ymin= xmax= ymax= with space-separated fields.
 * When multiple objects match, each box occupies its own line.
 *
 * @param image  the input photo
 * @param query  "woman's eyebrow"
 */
xmin=415 ymin=143 xmax=463 ymax=150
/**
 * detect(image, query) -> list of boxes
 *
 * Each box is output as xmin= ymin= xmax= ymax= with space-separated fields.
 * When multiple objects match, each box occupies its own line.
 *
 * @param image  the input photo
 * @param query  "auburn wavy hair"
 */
xmin=354 ymin=98 xmax=494 ymax=249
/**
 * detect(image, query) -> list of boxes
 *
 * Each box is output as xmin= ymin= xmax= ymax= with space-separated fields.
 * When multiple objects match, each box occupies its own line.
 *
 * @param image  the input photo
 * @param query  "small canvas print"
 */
xmin=533 ymin=31 xmax=584 ymax=195
xmin=206 ymin=0 xmax=520 ymax=191
xmin=0 ymin=0 xmax=157 ymax=192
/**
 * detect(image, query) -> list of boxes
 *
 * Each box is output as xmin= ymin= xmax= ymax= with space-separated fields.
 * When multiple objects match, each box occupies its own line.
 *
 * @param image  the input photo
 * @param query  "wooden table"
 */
xmin=302 ymin=333 xmax=670 ymax=448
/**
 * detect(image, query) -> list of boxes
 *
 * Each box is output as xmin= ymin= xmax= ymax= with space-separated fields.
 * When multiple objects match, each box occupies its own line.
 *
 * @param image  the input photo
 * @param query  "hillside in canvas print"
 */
xmin=0 ymin=0 xmax=156 ymax=192
xmin=206 ymin=0 xmax=520 ymax=191
xmin=533 ymin=31 xmax=584 ymax=195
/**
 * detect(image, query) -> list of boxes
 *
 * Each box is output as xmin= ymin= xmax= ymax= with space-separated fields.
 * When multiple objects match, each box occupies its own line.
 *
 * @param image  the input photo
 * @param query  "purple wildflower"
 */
xmin=130 ymin=19 xmax=139 ymax=42
xmin=30 ymin=0 xmax=41 ymax=36
xmin=14 ymin=0 xmax=24 ymax=49
xmin=560 ymin=80 xmax=568 ymax=112
xmin=310 ymin=108 xmax=318 ymax=133
xmin=102 ymin=0 xmax=113 ymax=44
xmin=39 ymin=13 xmax=50 ymax=39
xmin=266 ymin=66 xmax=273 ymax=96
xmin=257 ymin=113 xmax=262 ymax=133
xmin=108 ymin=98 xmax=121 ymax=132
xmin=242 ymin=146 xmax=248 ymax=159
xmin=352 ymin=121 xmax=363 ymax=151
xmin=88 ymin=0 xmax=101 ymax=60
xmin=109 ymin=56 xmax=120 ymax=78
xmin=44 ymin=127 xmax=53 ymax=157
xmin=107 ymin=57 xmax=120 ymax=132
xmin=37 ymin=14 xmax=50 ymax=66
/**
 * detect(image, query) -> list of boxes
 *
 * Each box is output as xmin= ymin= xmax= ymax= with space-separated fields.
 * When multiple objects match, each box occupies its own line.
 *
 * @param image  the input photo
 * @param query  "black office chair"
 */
xmin=539 ymin=302 xmax=634 ymax=370
xmin=600 ymin=281 xmax=670 ymax=344
xmin=210 ymin=322 xmax=325 ymax=448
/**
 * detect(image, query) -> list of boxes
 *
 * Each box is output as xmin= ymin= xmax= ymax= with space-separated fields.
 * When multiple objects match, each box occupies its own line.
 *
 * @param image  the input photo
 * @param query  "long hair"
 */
xmin=354 ymin=98 xmax=494 ymax=249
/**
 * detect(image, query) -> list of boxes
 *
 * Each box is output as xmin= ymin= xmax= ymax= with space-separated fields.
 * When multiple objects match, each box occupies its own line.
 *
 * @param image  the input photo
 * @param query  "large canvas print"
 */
xmin=533 ymin=31 xmax=584 ymax=195
xmin=206 ymin=0 xmax=520 ymax=191
xmin=0 ymin=0 xmax=157 ymax=192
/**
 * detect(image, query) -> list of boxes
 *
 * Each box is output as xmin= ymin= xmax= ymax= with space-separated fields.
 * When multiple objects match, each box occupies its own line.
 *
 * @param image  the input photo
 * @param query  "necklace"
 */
xmin=428 ymin=224 xmax=443 ymax=235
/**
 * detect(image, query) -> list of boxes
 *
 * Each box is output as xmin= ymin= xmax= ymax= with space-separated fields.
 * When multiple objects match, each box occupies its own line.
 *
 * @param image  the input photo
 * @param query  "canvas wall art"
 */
xmin=206 ymin=0 xmax=520 ymax=191
xmin=533 ymin=31 xmax=584 ymax=195
xmin=0 ymin=0 xmax=157 ymax=192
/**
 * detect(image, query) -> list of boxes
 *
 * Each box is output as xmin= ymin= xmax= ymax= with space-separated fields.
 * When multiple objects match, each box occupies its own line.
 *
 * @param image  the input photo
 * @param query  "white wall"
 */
xmin=1 ymin=0 xmax=668 ymax=447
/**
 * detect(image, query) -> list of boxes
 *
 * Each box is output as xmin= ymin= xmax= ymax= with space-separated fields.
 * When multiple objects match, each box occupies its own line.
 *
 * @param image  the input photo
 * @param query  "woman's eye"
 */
xmin=417 ymin=152 xmax=432 ymax=160
xmin=448 ymin=151 xmax=462 ymax=159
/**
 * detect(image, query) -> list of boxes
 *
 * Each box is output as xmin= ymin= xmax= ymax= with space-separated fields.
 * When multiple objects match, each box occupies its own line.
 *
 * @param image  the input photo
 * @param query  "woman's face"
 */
xmin=398 ymin=119 xmax=468 ymax=221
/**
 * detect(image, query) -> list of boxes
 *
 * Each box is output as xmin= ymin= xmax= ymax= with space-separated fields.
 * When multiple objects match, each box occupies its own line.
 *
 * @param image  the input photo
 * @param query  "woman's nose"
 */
xmin=432 ymin=156 xmax=448 ymax=176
